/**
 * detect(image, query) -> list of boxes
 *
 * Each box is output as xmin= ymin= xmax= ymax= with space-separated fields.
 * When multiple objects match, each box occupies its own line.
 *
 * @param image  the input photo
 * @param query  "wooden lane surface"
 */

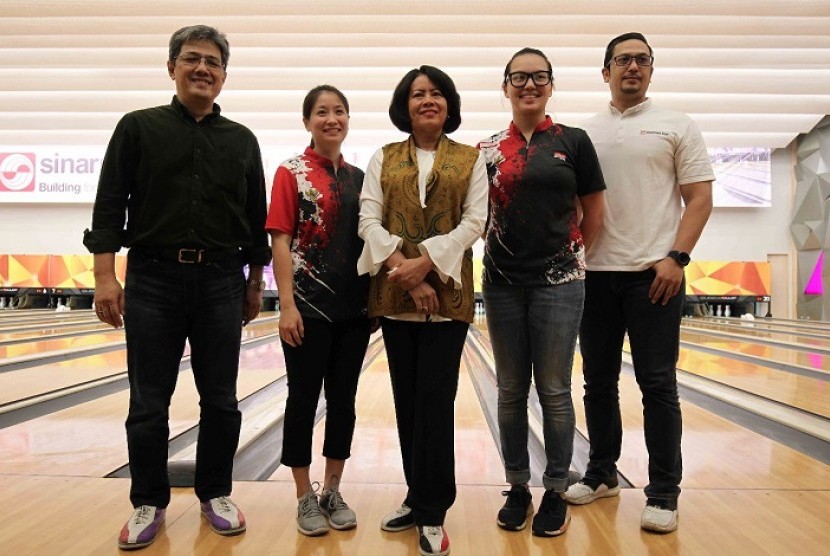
xmin=269 ymin=344 xmax=507 ymax=486
xmin=3 ymin=476 xmax=828 ymax=555
xmin=0 ymin=323 xmax=111 ymax=345
xmin=571 ymin=354 xmax=830 ymax=490
xmin=0 ymin=339 xmax=284 ymax=477
xmin=0 ymin=329 xmax=126 ymax=359
xmin=681 ymin=329 xmax=830 ymax=372
xmin=676 ymin=347 xmax=830 ymax=419
xmin=683 ymin=320 xmax=830 ymax=349
xmin=694 ymin=316 xmax=830 ymax=335
xmin=0 ymin=317 xmax=279 ymax=406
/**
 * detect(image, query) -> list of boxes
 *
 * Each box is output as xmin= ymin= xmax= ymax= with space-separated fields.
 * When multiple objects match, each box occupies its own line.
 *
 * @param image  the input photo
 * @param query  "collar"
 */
xmin=170 ymin=95 xmax=221 ymax=122
xmin=304 ymin=146 xmax=346 ymax=169
xmin=508 ymin=115 xmax=554 ymax=137
xmin=608 ymin=97 xmax=652 ymax=117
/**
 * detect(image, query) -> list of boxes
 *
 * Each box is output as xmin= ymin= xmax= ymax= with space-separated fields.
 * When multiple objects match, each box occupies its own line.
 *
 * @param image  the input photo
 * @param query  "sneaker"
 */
xmin=117 ymin=505 xmax=165 ymax=550
xmin=563 ymin=477 xmax=621 ymax=505
xmin=641 ymin=503 xmax=678 ymax=533
xmin=200 ymin=496 xmax=246 ymax=536
xmin=532 ymin=490 xmax=570 ymax=537
xmin=418 ymin=525 xmax=450 ymax=556
xmin=381 ymin=503 xmax=415 ymax=532
xmin=320 ymin=485 xmax=357 ymax=530
xmin=497 ymin=485 xmax=533 ymax=531
xmin=297 ymin=486 xmax=330 ymax=536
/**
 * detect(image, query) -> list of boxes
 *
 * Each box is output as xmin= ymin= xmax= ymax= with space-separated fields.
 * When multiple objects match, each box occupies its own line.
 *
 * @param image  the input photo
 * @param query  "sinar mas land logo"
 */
xmin=0 ymin=153 xmax=36 ymax=192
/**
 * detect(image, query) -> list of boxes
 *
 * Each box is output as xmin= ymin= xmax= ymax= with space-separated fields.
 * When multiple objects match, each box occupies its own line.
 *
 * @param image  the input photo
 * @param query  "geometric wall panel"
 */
xmin=791 ymin=116 xmax=830 ymax=319
xmin=685 ymin=261 xmax=771 ymax=296
xmin=0 ymin=253 xmax=125 ymax=290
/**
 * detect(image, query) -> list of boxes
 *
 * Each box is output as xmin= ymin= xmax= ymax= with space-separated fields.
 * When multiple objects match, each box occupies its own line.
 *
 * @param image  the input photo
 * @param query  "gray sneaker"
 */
xmin=297 ymin=486 xmax=329 ymax=536
xmin=320 ymin=485 xmax=357 ymax=530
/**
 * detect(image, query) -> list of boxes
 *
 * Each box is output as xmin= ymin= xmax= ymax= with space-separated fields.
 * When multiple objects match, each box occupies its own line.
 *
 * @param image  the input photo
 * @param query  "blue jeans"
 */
xmin=124 ymin=250 xmax=245 ymax=508
xmin=483 ymin=280 xmax=584 ymax=492
xmin=579 ymin=270 xmax=683 ymax=509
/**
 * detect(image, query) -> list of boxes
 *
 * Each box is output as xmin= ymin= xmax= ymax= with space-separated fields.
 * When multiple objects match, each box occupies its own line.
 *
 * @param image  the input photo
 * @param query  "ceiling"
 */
xmin=2 ymin=0 xmax=830 ymax=163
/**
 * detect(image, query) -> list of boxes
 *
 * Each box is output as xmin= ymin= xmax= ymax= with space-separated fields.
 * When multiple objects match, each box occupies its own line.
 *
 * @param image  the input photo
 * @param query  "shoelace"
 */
xmin=300 ymin=482 xmax=324 ymax=517
xmin=324 ymin=488 xmax=349 ymax=512
xmin=215 ymin=496 xmax=232 ymax=513
xmin=501 ymin=486 xmax=528 ymax=507
xmin=132 ymin=505 xmax=154 ymax=525
xmin=391 ymin=504 xmax=410 ymax=518
xmin=422 ymin=525 xmax=443 ymax=537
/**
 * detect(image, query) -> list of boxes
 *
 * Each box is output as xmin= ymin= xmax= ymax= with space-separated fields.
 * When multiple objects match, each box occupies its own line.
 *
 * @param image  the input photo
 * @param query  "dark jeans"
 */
xmin=281 ymin=316 xmax=371 ymax=467
xmin=579 ymin=270 xmax=683 ymax=508
xmin=124 ymin=250 xmax=245 ymax=508
xmin=381 ymin=318 xmax=469 ymax=526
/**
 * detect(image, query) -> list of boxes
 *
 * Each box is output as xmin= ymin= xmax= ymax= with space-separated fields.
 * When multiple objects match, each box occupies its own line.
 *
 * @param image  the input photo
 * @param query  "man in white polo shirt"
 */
xmin=564 ymin=32 xmax=714 ymax=533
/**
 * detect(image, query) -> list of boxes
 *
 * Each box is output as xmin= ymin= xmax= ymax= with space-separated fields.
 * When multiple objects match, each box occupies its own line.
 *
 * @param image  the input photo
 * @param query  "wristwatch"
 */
xmin=667 ymin=250 xmax=691 ymax=267
xmin=246 ymin=278 xmax=266 ymax=292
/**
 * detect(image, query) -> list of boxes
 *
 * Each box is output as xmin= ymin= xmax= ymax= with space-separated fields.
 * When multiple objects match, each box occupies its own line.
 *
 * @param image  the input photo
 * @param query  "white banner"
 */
xmin=0 ymin=147 xmax=106 ymax=203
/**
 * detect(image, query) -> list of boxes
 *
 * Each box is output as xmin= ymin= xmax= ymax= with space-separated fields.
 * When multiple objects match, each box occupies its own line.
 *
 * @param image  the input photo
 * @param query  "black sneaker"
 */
xmin=497 ymin=485 xmax=533 ymax=531
xmin=532 ymin=490 xmax=570 ymax=537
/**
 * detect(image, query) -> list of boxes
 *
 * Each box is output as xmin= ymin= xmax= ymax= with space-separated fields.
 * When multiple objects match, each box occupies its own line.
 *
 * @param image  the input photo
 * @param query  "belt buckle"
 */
xmin=177 ymin=248 xmax=203 ymax=264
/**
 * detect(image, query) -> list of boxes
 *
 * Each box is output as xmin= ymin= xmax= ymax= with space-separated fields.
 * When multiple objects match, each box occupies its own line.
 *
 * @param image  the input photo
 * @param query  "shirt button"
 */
xmin=195 ymin=174 xmax=200 ymax=179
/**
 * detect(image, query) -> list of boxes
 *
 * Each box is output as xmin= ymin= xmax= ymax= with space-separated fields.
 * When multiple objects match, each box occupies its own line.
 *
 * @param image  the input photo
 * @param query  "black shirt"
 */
xmin=478 ymin=117 xmax=606 ymax=286
xmin=83 ymin=96 xmax=271 ymax=266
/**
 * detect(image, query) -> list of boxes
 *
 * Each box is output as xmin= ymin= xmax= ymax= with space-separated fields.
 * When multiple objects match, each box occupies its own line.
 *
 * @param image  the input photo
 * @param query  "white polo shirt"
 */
xmin=582 ymin=99 xmax=715 ymax=271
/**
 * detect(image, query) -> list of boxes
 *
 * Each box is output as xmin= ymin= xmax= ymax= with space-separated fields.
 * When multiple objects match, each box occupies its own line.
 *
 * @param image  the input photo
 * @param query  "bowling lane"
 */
xmin=571 ymin=354 xmax=830 ymax=490
xmin=269 ymin=337 xmax=506 ymax=486
xmin=676 ymin=348 xmax=830 ymax=419
xmin=0 ymin=322 xmax=111 ymax=344
xmin=0 ymin=317 xmax=279 ymax=406
xmin=680 ymin=330 xmax=830 ymax=373
xmin=0 ymin=339 xmax=285 ymax=477
xmin=0 ymin=329 xmax=126 ymax=359
xmin=683 ymin=320 xmax=830 ymax=350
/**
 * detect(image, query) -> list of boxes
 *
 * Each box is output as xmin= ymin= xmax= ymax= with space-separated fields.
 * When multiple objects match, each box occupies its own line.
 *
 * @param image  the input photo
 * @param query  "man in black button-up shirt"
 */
xmin=83 ymin=25 xmax=270 ymax=550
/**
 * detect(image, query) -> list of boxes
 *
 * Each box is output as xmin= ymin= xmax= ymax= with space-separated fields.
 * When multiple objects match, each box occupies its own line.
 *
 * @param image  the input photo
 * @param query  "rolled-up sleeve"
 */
xmin=357 ymin=149 xmax=403 ymax=276
xmin=82 ymin=115 xmax=136 ymax=254
xmin=418 ymin=152 xmax=487 ymax=287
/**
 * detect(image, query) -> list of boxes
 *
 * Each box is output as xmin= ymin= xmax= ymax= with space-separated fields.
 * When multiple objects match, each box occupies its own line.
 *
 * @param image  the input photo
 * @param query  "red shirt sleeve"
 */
xmin=265 ymin=165 xmax=298 ymax=235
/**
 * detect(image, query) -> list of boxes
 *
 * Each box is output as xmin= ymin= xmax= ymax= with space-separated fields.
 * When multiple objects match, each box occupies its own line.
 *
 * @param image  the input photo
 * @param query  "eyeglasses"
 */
xmin=506 ymin=71 xmax=553 ymax=88
xmin=612 ymin=54 xmax=654 ymax=67
xmin=175 ymin=54 xmax=225 ymax=70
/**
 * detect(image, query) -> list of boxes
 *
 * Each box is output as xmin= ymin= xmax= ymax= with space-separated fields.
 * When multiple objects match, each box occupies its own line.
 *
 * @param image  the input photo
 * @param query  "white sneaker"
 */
xmin=641 ymin=505 xmax=678 ymax=533
xmin=418 ymin=525 xmax=450 ymax=556
xmin=563 ymin=479 xmax=621 ymax=505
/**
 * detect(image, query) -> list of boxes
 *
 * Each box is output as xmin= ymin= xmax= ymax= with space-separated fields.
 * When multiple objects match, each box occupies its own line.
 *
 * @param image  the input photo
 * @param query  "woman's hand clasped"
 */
xmin=407 ymin=282 xmax=439 ymax=315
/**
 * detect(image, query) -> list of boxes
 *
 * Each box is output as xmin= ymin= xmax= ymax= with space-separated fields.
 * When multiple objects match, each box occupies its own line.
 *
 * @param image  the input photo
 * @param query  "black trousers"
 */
xmin=381 ymin=318 xmax=469 ymax=526
xmin=281 ymin=316 xmax=371 ymax=467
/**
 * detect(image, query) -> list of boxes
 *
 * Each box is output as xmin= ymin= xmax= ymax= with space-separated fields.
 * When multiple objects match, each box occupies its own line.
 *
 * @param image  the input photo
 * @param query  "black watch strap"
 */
xmin=667 ymin=250 xmax=691 ymax=267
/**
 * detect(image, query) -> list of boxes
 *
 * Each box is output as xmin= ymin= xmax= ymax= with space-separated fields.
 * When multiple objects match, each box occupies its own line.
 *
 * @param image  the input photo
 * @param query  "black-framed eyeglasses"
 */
xmin=175 ymin=54 xmax=225 ymax=70
xmin=506 ymin=71 xmax=553 ymax=88
xmin=612 ymin=54 xmax=653 ymax=67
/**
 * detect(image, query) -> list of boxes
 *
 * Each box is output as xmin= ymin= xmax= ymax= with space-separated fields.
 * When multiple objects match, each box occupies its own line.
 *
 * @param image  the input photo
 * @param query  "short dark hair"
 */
xmin=603 ymin=32 xmax=652 ymax=68
xmin=302 ymin=85 xmax=350 ymax=119
xmin=388 ymin=65 xmax=462 ymax=134
xmin=169 ymin=25 xmax=230 ymax=68
xmin=503 ymin=47 xmax=553 ymax=83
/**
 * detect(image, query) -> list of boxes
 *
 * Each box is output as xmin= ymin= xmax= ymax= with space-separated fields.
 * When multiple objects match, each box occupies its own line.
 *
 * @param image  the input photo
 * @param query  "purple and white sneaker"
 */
xmin=200 ymin=496 xmax=246 ymax=535
xmin=118 ymin=505 xmax=165 ymax=550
